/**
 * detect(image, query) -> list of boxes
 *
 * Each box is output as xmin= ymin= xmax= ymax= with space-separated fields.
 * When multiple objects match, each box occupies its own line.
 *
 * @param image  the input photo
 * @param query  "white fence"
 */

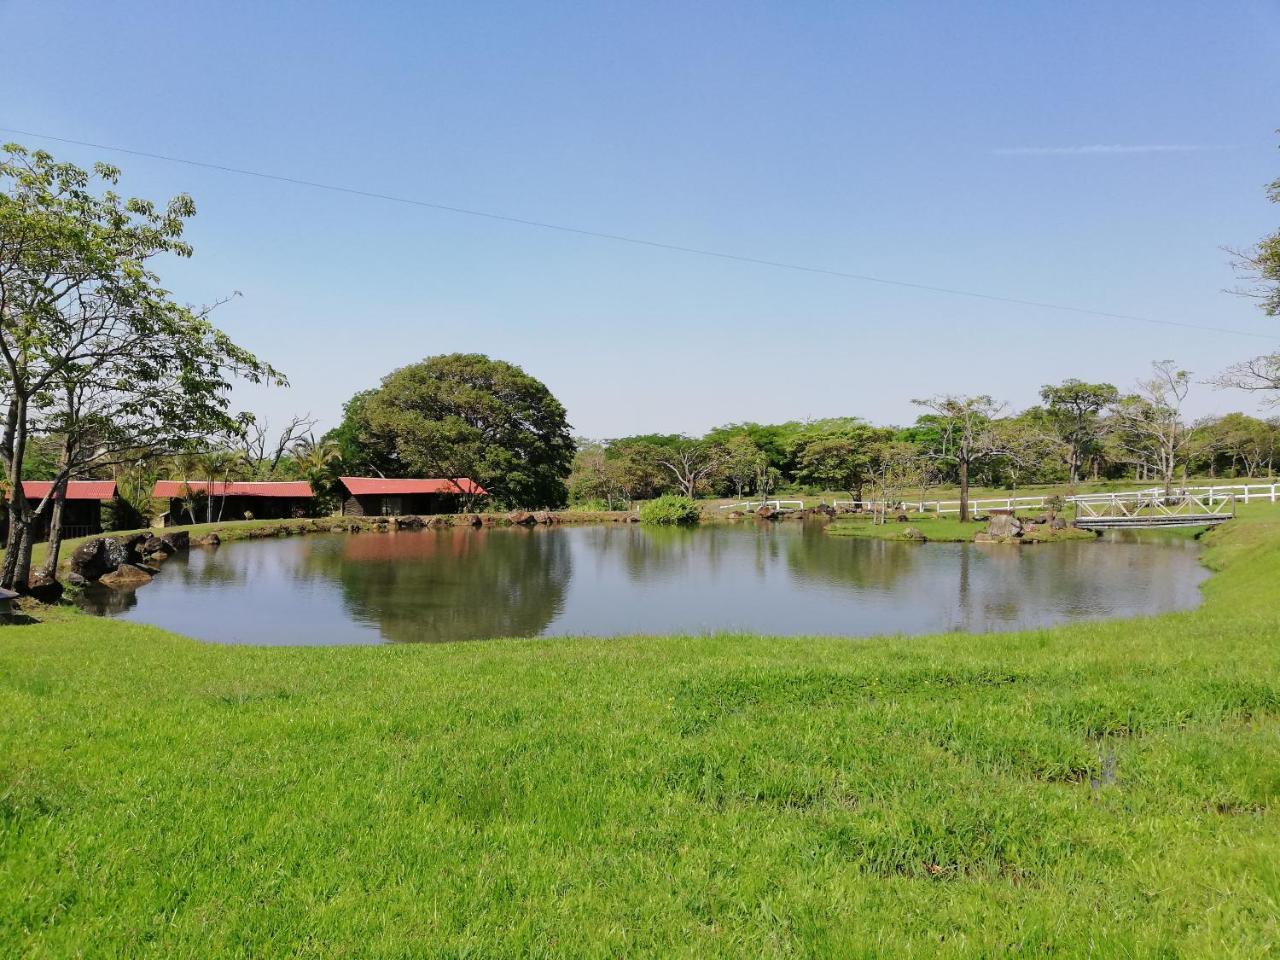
xmin=719 ymin=499 xmax=806 ymax=512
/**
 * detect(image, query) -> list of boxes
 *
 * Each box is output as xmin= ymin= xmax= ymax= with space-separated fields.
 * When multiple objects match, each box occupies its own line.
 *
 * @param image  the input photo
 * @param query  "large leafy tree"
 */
xmin=0 ymin=144 xmax=282 ymax=589
xmin=358 ymin=354 xmax=573 ymax=509
xmin=1039 ymin=379 xmax=1119 ymax=485
xmin=790 ymin=425 xmax=887 ymax=502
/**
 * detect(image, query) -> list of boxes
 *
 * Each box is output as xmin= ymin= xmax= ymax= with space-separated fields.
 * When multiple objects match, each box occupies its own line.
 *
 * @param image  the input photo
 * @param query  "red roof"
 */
xmin=153 ymin=480 xmax=314 ymax=498
xmin=20 ymin=480 xmax=117 ymax=501
xmin=339 ymin=476 xmax=487 ymax=496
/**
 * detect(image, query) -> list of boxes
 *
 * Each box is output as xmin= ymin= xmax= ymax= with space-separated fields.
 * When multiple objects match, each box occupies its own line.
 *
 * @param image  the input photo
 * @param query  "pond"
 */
xmin=77 ymin=522 xmax=1209 ymax=645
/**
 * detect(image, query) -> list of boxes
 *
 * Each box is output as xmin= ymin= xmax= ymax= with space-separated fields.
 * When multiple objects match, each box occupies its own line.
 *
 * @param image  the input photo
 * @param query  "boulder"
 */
xmin=26 ymin=575 xmax=64 ymax=604
xmin=507 ymin=511 xmax=535 ymax=526
xmin=159 ymin=530 xmax=189 ymax=552
xmin=1049 ymin=515 xmax=1068 ymax=531
xmin=756 ymin=506 xmax=777 ymax=520
xmin=69 ymin=538 xmax=114 ymax=582
xmin=99 ymin=563 xmax=154 ymax=589
xmin=196 ymin=533 xmax=221 ymax=547
xmin=983 ymin=511 xmax=1023 ymax=540
xmin=901 ymin=526 xmax=927 ymax=542
xmin=533 ymin=511 xmax=558 ymax=525
xmin=895 ymin=509 xmax=911 ymax=523
xmin=141 ymin=535 xmax=174 ymax=559
xmin=812 ymin=503 xmax=836 ymax=517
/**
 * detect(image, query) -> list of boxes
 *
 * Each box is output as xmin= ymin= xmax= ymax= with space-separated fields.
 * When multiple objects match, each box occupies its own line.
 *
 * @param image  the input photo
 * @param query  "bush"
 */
xmin=639 ymin=494 xmax=701 ymax=526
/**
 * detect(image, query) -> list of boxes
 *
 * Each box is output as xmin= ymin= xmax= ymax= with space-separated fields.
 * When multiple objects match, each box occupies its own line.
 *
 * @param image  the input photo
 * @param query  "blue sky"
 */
xmin=2 ymin=0 xmax=1278 ymax=437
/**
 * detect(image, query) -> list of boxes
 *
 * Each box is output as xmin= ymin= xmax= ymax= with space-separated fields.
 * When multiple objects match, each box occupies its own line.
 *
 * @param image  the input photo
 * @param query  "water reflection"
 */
xmin=78 ymin=523 xmax=1209 ymax=645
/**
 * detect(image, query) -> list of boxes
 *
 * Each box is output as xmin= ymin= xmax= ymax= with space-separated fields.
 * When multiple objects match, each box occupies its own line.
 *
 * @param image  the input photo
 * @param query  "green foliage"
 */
xmin=347 ymin=354 xmax=574 ymax=509
xmin=638 ymin=493 xmax=701 ymax=525
xmin=0 ymin=143 xmax=283 ymax=585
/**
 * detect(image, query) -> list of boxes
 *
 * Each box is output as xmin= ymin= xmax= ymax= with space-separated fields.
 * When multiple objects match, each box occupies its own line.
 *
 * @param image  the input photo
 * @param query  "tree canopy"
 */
xmin=336 ymin=354 xmax=574 ymax=509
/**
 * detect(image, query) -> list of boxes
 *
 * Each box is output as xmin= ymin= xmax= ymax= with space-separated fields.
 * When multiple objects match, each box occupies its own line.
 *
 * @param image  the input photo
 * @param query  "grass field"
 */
xmin=824 ymin=516 xmax=1098 ymax=543
xmin=2 ymin=514 xmax=1279 ymax=956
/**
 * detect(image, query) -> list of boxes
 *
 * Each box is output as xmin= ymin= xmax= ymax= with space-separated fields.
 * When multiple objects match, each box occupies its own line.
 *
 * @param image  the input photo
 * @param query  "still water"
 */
xmin=79 ymin=523 xmax=1208 ymax=645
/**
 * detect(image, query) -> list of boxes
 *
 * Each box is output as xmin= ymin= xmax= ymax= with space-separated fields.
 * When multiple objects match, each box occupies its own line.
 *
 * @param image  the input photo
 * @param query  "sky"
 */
xmin=2 ymin=0 xmax=1279 ymax=439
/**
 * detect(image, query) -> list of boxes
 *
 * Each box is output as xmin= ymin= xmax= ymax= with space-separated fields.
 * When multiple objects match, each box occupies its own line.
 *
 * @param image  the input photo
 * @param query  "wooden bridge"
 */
xmin=1069 ymin=491 xmax=1236 ymax=530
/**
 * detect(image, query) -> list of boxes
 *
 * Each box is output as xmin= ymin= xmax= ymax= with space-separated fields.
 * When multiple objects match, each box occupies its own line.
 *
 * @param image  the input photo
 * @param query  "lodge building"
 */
xmin=16 ymin=480 xmax=117 ymax=541
xmin=337 ymin=476 xmax=486 ymax=517
xmin=152 ymin=480 xmax=314 ymax=526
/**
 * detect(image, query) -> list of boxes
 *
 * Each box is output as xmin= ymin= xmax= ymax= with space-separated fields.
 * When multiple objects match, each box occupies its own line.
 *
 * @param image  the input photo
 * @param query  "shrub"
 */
xmin=639 ymin=494 xmax=701 ymax=526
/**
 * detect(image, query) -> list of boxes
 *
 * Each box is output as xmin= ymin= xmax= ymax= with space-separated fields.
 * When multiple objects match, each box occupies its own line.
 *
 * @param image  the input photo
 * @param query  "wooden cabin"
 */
xmin=17 ymin=480 xmax=117 ymax=541
xmin=338 ymin=477 xmax=486 ymax=517
xmin=153 ymin=480 xmax=314 ymax=526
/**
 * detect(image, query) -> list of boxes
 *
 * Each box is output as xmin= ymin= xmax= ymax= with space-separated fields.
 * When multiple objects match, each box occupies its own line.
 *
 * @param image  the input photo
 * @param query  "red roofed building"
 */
xmin=153 ymin=480 xmax=314 ymax=525
xmin=14 ymin=480 xmax=119 ymax=540
xmin=337 ymin=476 xmax=486 ymax=517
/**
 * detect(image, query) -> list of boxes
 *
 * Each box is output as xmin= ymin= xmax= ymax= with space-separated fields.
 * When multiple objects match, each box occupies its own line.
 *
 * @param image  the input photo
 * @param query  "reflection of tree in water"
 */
xmin=301 ymin=528 xmax=571 ymax=643
xmin=609 ymin=525 xmax=717 ymax=581
xmin=77 ymin=584 xmax=139 ymax=615
xmin=783 ymin=523 xmax=920 ymax=591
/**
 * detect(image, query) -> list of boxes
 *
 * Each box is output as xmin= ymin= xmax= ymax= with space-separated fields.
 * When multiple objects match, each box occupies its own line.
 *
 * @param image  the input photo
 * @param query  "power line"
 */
xmin=2 ymin=125 xmax=1275 ymax=342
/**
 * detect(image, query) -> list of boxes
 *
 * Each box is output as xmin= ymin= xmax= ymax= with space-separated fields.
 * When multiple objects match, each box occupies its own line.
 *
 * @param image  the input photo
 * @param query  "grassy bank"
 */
xmin=2 ymin=517 xmax=1280 ymax=956
xmin=826 ymin=516 xmax=1098 ymax=543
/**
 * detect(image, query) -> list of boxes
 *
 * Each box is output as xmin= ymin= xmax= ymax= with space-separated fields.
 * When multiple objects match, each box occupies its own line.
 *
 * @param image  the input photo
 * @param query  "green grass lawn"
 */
xmin=3 ymin=515 xmax=1280 ymax=956
xmin=825 ymin=516 xmax=1098 ymax=543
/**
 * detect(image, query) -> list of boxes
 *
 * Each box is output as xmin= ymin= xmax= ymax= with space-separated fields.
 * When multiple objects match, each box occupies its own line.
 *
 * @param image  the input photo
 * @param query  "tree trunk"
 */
xmin=958 ymin=459 xmax=971 ymax=523
xmin=37 ymin=490 xmax=67 ymax=583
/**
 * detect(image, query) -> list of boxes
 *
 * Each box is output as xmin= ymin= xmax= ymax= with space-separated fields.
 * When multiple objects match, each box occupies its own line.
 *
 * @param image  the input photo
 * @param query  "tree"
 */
xmin=568 ymin=440 xmax=631 ymax=509
xmin=359 ymin=354 xmax=574 ymax=509
xmin=0 ymin=144 xmax=281 ymax=589
xmin=1109 ymin=361 xmax=1192 ymax=497
xmin=866 ymin=440 xmax=927 ymax=523
xmin=790 ymin=428 xmax=882 ymax=502
xmin=654 ymin=440 xmax=728 ymax=500
xmin=1216 ymin=136 xmax=1280 ymax=400
xmin=324 ymin=390 xmax=399 ymax=478
xmin=238 ymin=415 xmax=317 ymax=477
xmin=718 ymin=434 xmax=768 ymax=499
xmin=1039 ymin=379 xmax=1119 ymax=485
xmin=910 ymin=395 xmax=1009 ymax=522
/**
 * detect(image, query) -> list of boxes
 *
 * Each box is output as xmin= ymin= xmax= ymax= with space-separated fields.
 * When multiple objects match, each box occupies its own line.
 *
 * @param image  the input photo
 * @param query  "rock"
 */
xmin=141 ymin=535 xmax=174 ymax=558
xmin=507 ymin=511 xmax=535 ymax=526
xmin=812 ymin=503 xmax=836 ymax=517
xmin=533 ymin=511 xmax=558 ymax=525
xmin=66 ymin=571 xmax=90 ymax=588
xmin=1049 ymin=516 xmax=1067 ymax=531
xmin=26 ymin=576 xmax=64 ymax=604
xmin=756 ymin=506 xmax=777 ymax=520
xmin=395 ymin=516 xmax=423 ymax=530
xmin=895 ymin=510 xmax=911 ymax=522
xmin=99 ymin=563 xmax=154 ymax=588
xmin=197 ymin=533 xmax=221 ymax=547
xmin=984 ymin=511 xmax=1023 ymax=539
xmin=972 ymin=532 xmax=997 ymax=543
xmin=330 ymin=524 xmax=345 ymax=533
xmin=160 ymin=531 xmax=189 ymax=552
xmin=728 ymin=510 xmax=745 ymax=519
xmin=69 ymin=538 xmax=113 ymax=582
xmin=901 ymin=526 xmax=927 ymax=542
